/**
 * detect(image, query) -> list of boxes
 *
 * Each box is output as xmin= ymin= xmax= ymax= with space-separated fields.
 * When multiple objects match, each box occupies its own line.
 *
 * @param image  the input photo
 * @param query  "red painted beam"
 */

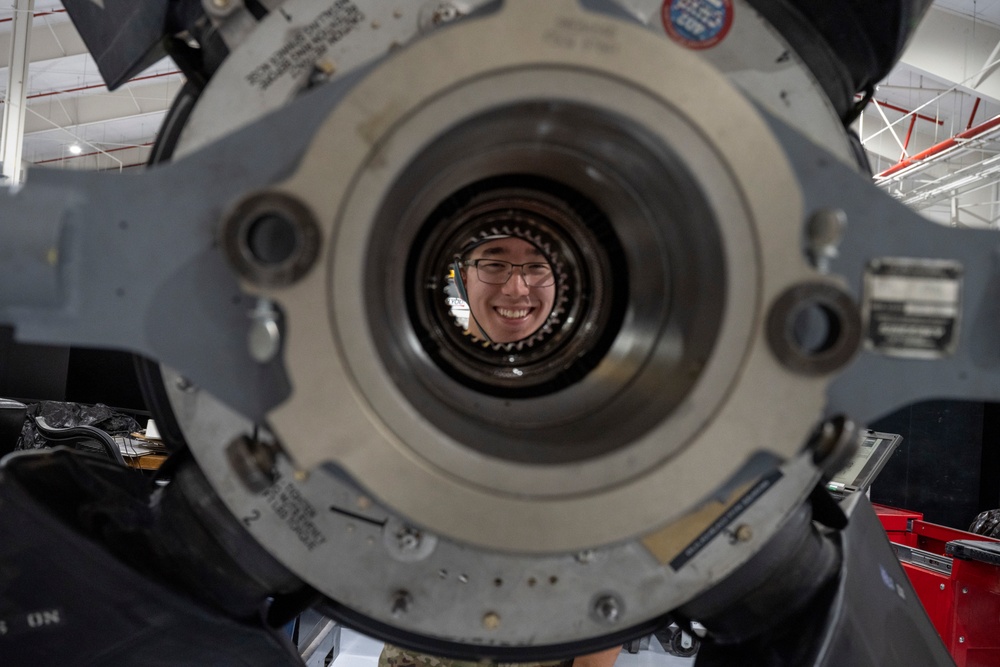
xmin=872 ymin=98 xmax=944 ymax=126
xmin=877 ymin=115 xmax=1000 ymax=179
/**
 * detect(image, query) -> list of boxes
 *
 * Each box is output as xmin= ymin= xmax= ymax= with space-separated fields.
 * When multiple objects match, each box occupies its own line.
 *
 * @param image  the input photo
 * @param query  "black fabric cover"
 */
xmin=17 ymin=401 xmax=140 ymax=451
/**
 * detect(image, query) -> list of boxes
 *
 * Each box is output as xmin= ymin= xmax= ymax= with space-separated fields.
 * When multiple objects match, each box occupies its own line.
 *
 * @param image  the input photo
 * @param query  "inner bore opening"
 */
xmin=791 ymin=302 xmax=843 ymax=356
xmin=407 ymin=174 xmax=626 ymax=398
xmin=247 ymin=213 xmax=298 ymax=266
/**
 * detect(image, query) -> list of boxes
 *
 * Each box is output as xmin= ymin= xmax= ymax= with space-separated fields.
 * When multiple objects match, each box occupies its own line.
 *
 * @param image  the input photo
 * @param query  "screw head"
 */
xmin=940 ymin=583 xmax=946 ymax=591
xmin=383 ymin=518 xmax=437 ymax=562
xmin=593 ymin=595 xmax=623 ymax=624
xmin=397 ymin=526 xmax=422 ymax=551
xmin=482 ymin=612 xmax=501 ymax=630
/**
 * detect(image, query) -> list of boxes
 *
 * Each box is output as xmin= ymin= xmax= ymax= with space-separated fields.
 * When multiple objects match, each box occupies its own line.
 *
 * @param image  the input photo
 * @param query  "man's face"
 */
xmin=462 ymin=237 xmax=556 ymax=343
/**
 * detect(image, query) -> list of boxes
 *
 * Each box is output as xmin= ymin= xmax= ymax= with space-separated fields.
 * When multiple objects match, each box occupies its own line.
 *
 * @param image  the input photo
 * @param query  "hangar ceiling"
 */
xmin=1 ymin=0 xmax=999 ymax=228
xmin=0 ymin=0 xmax=183 ymax=175
xmin=861 ymin=0 xmax=1000 ymax=228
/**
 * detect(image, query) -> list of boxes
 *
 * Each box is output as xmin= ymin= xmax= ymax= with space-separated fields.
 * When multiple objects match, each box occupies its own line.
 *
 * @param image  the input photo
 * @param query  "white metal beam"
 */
xmin=898 ymin=7 xmax=1000 ymax=104
xmin=20 ymin=79 xmax=180 ymax=135
xmin=0 ymin=17 xmax=87 ymax=69
xmin=1 ymin=0 xmax=35 ymax=184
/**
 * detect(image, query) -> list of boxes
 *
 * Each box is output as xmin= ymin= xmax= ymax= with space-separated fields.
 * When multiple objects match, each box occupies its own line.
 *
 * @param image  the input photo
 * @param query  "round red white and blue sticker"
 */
xmin=662 ymin=0 xmax=734 ymax=50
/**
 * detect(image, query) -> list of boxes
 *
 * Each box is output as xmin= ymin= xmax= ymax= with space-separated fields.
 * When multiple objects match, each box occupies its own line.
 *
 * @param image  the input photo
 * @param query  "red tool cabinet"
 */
xmin=875 ymin=504 xmax=1000 ymax=667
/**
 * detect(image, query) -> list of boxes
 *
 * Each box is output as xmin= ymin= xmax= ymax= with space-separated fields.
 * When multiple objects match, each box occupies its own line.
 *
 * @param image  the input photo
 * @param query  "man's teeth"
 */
xmin=497 ymin=308 xmax=530 ymax=319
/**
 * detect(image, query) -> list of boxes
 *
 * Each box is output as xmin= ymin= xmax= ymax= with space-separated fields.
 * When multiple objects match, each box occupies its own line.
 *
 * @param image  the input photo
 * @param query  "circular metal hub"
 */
xmin=159 ymin=0 xmax=848 ymax=653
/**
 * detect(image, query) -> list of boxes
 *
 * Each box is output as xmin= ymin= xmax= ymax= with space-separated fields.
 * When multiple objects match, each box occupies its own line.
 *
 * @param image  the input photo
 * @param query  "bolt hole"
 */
xmin=246 ymin=213 xmax=298 ymax=266
xmin=527 ymin=577 xmax=537 ymax=587
xmin=790 ymin=302 xmax=842 ymax=356
xmin=549 ymin=576 xmax=558 ymax=585
xmin=438 ymin=569 xmax=448 ymax=579
xmin=493 ymin=578 xmax=503 ymax=587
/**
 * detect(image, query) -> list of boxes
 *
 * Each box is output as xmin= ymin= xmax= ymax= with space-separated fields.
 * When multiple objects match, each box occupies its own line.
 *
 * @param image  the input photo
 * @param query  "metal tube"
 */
xmin=0 ymin=0 xmax=35 ymax=185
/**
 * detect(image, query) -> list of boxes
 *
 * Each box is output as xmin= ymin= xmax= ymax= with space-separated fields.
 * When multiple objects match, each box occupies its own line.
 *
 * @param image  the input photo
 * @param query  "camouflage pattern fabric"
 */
xmin=379 ymin=644 xmax=574 ymax=667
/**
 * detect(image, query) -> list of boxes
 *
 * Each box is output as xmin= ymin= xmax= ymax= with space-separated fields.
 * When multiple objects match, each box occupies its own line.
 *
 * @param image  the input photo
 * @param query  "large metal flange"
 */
xmin=244 ymin=0 xmax=830 ymax=552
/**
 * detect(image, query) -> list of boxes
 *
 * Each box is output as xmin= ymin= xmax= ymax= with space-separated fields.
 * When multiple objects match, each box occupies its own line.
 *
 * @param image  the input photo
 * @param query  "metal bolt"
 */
xmin=734 ymin=524 xmax=753 ymax=542
xmin=175 ymin=376 xmax=196 ymax=392
xmin=309 ymin=60 xmax=337 ymax=87
xmin=806 ymin=208 xmax=847 ymax=273
xmin=959 ymin=636 xmax=966 ymax=644
xmin=593 ymin=595 xmax=623 ymax=624
xmin=391 ymin=590 xmax=412 ymax=617
xmin=940 ymin=583 xmax=946 ymax=591
xmin=226 ymin=435 xmax=278 ymax=494
xmin=962 ymin=587 xmax=969 ymax=594
xmin=293 ymin=469 xmax=309 ymax=482
xmin=575 ymin=550 xmax=596 ymax=564
xmin=396 ymin=526 xmax=423 ymax=552
xmin=248 ymin=299 xmax=281 ymax=363
xmin=482 ymin=612 xmax=501 ymax=630
xmin=383 ymin=518 xmax=437 ymax=562
xmin=807 ymin=415 xmax=858 ymax=476
xmin=204 ymin=0 xmax=238 ymax=17
xmin=434 ymin=4 xmax=460 ymax=24
xmin=357 ymin=496 xmax=373 ymax=510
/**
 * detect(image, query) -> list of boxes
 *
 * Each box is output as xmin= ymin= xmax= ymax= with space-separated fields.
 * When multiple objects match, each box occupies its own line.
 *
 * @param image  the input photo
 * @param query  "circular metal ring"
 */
xmin=766 ymin=282 xmax=862 ymax=375
xmin=221 ymin=191 xmax=321 ymax=288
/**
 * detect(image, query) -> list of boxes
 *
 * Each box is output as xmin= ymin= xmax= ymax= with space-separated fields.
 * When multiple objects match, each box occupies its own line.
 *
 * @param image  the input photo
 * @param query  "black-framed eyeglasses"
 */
xmin=464 ymin=259 xmax=555 ymax=287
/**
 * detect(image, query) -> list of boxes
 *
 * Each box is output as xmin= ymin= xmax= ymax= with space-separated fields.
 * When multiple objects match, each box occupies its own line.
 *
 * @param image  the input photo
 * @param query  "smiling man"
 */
xmin=459 ymin=235 xmax=556 ymax=344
